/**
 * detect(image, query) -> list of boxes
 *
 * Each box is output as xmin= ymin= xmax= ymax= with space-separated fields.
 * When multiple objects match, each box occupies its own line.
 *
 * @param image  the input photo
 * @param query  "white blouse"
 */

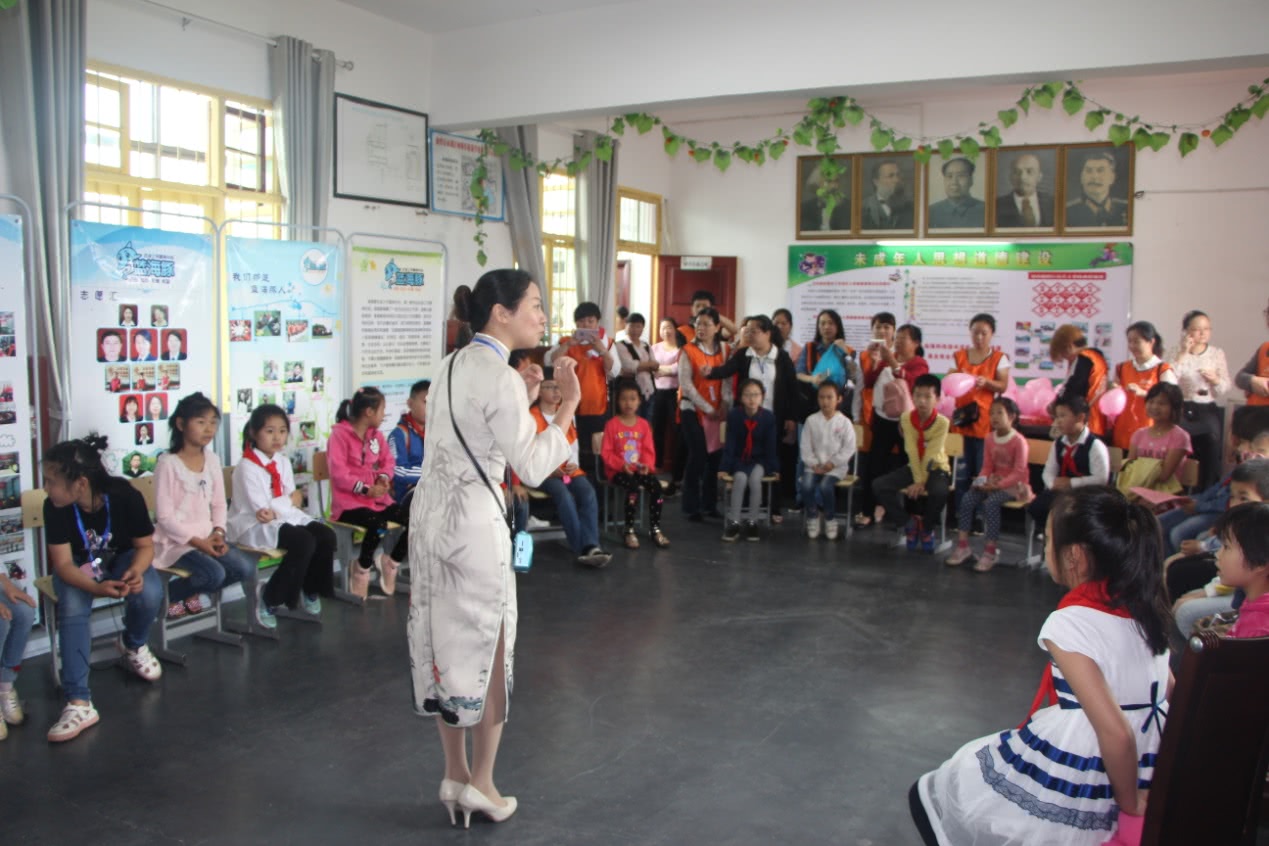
xmin=1167 ymin=343 xmax=1230 ymax=403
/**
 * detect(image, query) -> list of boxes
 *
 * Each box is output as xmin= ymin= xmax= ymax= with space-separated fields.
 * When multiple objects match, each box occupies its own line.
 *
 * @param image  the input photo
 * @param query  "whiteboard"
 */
xmin=334 ymin=94 xmax=429 ymax=208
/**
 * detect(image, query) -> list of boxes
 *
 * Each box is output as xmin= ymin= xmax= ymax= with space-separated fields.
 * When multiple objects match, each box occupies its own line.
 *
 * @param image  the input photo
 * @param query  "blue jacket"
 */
xmin=1192 ymin=470 xmax=1234 ymax=515
xmin=720 ymin=406 xmax=779 ymax=476
xmin=386 ymin=414 xmax=425 ymax=502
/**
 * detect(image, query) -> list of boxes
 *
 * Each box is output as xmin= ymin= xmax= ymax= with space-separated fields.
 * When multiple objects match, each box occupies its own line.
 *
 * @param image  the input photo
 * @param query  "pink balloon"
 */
xmin=1016 ymin=391 xmax=1039 ymax=417
xmin=1003 ymin=377 xmax=1020 ymax=401
xmin=942 ymin=373 xmax=976 ymax=399
xmin=1023 ymin=377 xmax=1050 ymax=394
xmin=937 ymin=395 xmax=956 ymax=417
xmin=1099 ymin=387 xmax=1128 ymax=418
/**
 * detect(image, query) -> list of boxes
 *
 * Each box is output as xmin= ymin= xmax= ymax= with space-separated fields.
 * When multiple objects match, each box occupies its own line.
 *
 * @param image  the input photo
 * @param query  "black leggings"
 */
xmin=265 ymin=522 xmax=337 ymax=608
xmin=610 ymin=472 xmax=664 ymax=529
xmin=337 ymin=503 xmax=409 ymax=567
xmin=908 ymin=781 xmax=939 ymax=846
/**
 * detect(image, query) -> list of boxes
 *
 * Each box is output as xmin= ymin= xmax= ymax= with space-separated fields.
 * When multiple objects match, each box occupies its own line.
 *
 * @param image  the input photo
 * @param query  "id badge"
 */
xmin=512 ymin=530 xmax=534 ymax=573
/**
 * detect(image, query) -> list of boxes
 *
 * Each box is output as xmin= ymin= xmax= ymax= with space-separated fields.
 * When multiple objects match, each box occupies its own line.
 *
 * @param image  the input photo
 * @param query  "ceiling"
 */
xmin=336 ymin=0 xmax=634 ymax=33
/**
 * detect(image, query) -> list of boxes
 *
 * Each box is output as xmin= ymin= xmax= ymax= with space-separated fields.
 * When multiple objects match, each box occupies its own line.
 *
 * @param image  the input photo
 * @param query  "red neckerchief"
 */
xmin=399 ymin=413 xmax=426 ymax=442
xmin=909 ymin=409 xmax=937 ymax=461
xmin=741 ymin=417 xmax=759 ymax=462
xmin=1021 ymin=580 xmax=1132 ymax=726
xmin=243 ymin=447 xmax=283 ymax=497
xmin=1058 ymin=433 xmax=1084 ymax=477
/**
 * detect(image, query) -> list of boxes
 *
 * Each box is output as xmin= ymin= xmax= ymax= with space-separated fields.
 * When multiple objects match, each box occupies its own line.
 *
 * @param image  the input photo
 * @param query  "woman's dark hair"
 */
xmin=337 ymin=386 xmax=386 ymax=423
xmin=1126 ymin=320 xmax=1165 ymax=358
xmin=772 ymin=307 xmax=794 ymax=326
xmin=507 ymin=349 xmax=531 ymax=370
xmin=1144 ymin=382 xmax=1183 ymax=425
xmin=168 ymin=392 xmax=220 ymax=452
xmin=744 ymin=314 xmax=784 ymax=350
xmin=659 ymin=316 xmax=685 ymax=348
xmin=694 ymin=307 xmax=721 ymax=331
xmin=1049 ymin=486 xmax=1172 ymax=655
xmin=813 ymin=309 xmax=845 ymax=347
xmin=1054 ymin=393 xmax=1090 ymax=418
xmin=1213 ymin=501 xmax=1269 ymax=570
xmin=897 ymin=323 xmax=925 ymax=357
xmin=1181 ymin=310 xmax=1208 ymax=333
xmin=451 ymin=285 xmax=471 ymax=321
xmin=969 ymin=313 xmax=997 ymax=332
xmin=990 ymin=396 xmax=1020 ymax=425
xmin=43 ymin=435 xmax=112 ymax=493
xmin=871 ymin=311 xmax=896 ymax=329
xmin=738 ymin=377 xmax=766 ymax=397
xmin=242 ymin=403 xmax=290 ymax=451
xmin=614 ymin=379 xmax=642 ymax=402
xmin=458 ymin=270 xmax=535 ymax=333
xmin=626 ymin=312 xmax=645 ymax=326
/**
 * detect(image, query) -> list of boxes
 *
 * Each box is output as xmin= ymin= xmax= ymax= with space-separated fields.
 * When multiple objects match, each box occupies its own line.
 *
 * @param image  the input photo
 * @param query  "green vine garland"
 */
xmin=467 ymin=77 xmax=1269 ymax=266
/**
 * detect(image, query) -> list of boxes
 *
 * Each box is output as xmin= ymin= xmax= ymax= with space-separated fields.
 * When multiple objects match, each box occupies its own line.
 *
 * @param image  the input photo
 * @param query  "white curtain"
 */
xmin=270 ymin=36 xmax=335 ymax=236
xmin=495 ymin=125 xmax=549 ymax=320
xmin=574 ymin=129 xmax=620 ymax=325
xmin=0 ymin=0 xmax=85 ymax=440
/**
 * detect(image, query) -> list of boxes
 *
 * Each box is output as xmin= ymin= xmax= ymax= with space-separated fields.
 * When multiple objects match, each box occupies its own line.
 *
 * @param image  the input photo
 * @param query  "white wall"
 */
xmin=87 ymin=0 xmax=512 ymax=288
xmin=629 ymin=68 xmax=1269 ymax=372
xmin=430 ymin=0 xmax=1269 ymax=127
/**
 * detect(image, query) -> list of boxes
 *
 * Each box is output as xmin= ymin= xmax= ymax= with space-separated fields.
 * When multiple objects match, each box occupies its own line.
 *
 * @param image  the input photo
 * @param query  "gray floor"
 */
xmin=0 ymin=513 xmax=1256 ymax=845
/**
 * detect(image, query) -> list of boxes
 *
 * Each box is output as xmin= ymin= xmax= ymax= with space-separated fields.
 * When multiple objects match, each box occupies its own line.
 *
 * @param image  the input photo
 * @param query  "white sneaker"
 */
xmin=824 ymin=519 xmax=840 ymax=541
xmin=47 ymin=702 xmax=100 ymax=742
xmin=806 ymin=516 xmax=821 ymax=540
xmin=0 ymin=716 xmax=6 ymax=740
xmin=119 ymin=639 xmax=163 ymax=682
xmin=0 ymin=687 xmax=24 ymax=725
xmin=526 ymin=516 xmax=549 ymax=529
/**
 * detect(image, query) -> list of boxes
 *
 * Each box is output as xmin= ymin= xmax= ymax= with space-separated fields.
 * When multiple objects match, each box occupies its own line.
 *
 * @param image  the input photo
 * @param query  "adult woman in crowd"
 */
xmin=678 ymin=308 xmax=732 ymax=521
xmin=795 ymin=309 xmax=857 ymax=400
xmin=1234 ymin=297 xmax=1269 ymax=409
xmin=861 ymin=324 xmax=930 ymax=526
xmin=445 ymin=284 xmax=474 ymax=353
xmin=1168 ymin=309 xmax=1230 ymax=490
xmin=772 ymin=308 xmax=802 ymax=365
xmin=408 ymin=269 xmax=580 ymax=828
xmin=1048 ymin=324 xmax=1110 ymax=439
xmin=614 ymin=312 xmax=658 ymax=419
xmin=947 ymin=313 xmax=1010 ymax=494
xmin=651 ymin=316 xmax=683 ymax=474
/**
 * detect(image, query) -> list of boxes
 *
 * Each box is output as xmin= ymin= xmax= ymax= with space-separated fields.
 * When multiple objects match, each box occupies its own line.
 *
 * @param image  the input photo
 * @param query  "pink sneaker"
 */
xmin=349 ymin=563 xmax=371 ymax=599
xmin=165 ymin=601 xmax=187 ymax=620
xmin=376 ymin=554 xmax=399 ymax=594
xmin=183 ymin=595 xmax=205 ymax=615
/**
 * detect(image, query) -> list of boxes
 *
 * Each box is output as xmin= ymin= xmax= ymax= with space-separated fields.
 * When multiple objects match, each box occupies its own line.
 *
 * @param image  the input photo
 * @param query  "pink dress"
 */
xmin=652 ymin=343 xmax=680 ymax=390
xmin=1128 ymin=425 xmax=1192 ymax=482
xmin=1230 ymin=594 xmax=1269 ymax=639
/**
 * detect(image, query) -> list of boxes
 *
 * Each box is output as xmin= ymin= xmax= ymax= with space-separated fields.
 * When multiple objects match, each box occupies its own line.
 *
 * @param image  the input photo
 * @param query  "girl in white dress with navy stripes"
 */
xmin=912 ymin=486 xmax=1173 ymax=846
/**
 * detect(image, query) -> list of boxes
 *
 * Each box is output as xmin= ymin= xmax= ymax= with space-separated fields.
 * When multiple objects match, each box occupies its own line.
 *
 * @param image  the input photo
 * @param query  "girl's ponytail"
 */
xmin=335 ymin=399 xmax=353 ymax=423
xmin=336 ymin=387 xmax=386 ymax=424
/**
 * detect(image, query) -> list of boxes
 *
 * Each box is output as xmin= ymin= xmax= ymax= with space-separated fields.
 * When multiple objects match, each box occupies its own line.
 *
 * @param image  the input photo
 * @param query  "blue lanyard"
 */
xmin=72 ymin=495 xmax=112 ymax=557
xmin=470 ymin=335 xmax=506 ymax=360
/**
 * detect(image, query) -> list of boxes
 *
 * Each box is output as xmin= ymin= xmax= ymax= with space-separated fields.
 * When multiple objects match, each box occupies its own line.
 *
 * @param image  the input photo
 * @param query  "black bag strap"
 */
xmin=447 ymin=353 xmax=514 ymax=534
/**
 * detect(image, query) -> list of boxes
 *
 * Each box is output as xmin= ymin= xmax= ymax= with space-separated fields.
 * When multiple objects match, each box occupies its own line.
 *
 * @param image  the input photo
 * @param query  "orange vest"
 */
xmin=678 ymin=324 xmax=696 ymax=343
xmin=1111 ymin=360 xmax=1173 ymax=449
xmin=680 ymin=340 xmax=728 ymax=415
xmin=859 ymin=348 xmax=882 ymax=439
xmin=952 ymin=348 xmax=1006 ymax=439
xmin=563 ymin=341 xmax=610 ymax=416
xmin=1079 ymin=348 xmax=1110 ymax=436
xmin=530 ymin=405 xmax=583 ymax=477
xmin=1248 ymin=342 xmax=1269 ymax=406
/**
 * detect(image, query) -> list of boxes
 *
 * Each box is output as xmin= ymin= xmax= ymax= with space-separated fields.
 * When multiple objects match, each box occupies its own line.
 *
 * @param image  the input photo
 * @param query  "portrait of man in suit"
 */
xmin=927 ymin=156 xmax=986 ymax=231
xmin=994 ymin=149 xmax=1056 ymax=229
xmin=797 ymin=155 xmax=853 ymax=236
xmin=861 ymin=156 xmax=914 ymax=231
xmin=1064 ymin=147 xmax=1131 ymax=229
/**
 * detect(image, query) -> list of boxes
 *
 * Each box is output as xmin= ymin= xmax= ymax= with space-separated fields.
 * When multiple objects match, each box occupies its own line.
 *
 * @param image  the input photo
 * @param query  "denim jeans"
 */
xmin=166 ymin=544 xmax=257 ymax=604
xmin=0 ymin=590 xmax=36 ymax=683
xmin=54 ymin=549 xmax=164 ymax=702
xmin=539 ymin=475 xmax=599 ymax=554
xmin=1156 ymin=509 xmax=1220 ymax=557
xmin=799 ymin=472 xmax=840 ymax=519
xmin=955 ymin=436 xmax=985 ymax=498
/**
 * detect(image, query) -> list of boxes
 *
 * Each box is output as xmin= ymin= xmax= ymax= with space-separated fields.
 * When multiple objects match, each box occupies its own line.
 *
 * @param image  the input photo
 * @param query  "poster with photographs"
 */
xmin=225 ymin=237 xmax=343 ymax=468
xmin=69 ymin=221 xmax=215 ymax=475
xmin=0 ymin=215 xmax=39 ymax=613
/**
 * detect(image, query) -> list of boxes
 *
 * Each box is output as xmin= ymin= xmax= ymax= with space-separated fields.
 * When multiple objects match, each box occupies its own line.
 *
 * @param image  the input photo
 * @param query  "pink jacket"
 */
xmin=980 ymin=429 xmax=1032 ymax=501
xmin=152 ymin=450 xmax=228 ymax=570
xmin=327 ymin=420 xmax=395 ymax=517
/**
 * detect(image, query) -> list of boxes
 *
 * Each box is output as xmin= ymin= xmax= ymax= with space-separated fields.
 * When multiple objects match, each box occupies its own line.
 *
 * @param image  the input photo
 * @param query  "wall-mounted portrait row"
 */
xmin=795 ymin=143 xmax=1134 ymax=240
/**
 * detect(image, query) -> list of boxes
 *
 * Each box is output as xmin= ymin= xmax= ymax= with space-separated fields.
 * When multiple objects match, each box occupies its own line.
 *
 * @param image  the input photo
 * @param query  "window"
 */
xmin=82 ymin=65 xmax=281 ymax=236
xmin=616 ymin=188 xmax=661 ymax=324
xmin=540 ymin=172 xmax=577 ymax=339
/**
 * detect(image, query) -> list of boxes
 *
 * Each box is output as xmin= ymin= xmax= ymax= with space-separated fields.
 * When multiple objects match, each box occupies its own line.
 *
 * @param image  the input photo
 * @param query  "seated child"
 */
xmin=872 ymin=374 xmax=950 ymax=553
xmin=1027 ymin=394 xmax=1111 ymax=529
xmin=946 ymin=396 xmax=1032 ymax=572
xmin=228 ymin=404 xmax=337 ymax=625
xmin=152 ymin=393 xmax=257 ymax=620
xmin=798 ymin=381 xmax=857 ymax=540
xmin=602 ymin=380 xmax=670 ymax=550
xmin=0 ymin=569 xmax=35 ymax=741
xmin=1212 ymin=501 xmax=1269 ymax=638
xmin=42 ymin=436 xmax=165 ymax=742
xmin=1156 ymin=426 xmax=1269 ymax=556
xmin=387 ymin=379 xmax=429 ymax=503
xmin=530 ymin=371 xmax=611 ymax=568
xmin=1119 ymin=382 xmax=1191 ymax=497
xmin=720 ymin=379 xmax=779 ymax=542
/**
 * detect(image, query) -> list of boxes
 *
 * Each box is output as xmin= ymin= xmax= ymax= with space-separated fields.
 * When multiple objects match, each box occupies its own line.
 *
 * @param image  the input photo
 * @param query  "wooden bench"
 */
xmin=312 ymin=450 xmax=404 ymax=602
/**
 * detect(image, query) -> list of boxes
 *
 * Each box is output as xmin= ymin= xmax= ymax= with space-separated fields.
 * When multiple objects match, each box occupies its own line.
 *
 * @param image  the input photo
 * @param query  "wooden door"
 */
xmin=655 ymin=256 xmax=737 ymax=326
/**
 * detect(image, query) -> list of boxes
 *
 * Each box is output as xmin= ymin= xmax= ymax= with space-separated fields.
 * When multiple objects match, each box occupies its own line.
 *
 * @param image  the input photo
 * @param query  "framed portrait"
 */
xmin=924 ymin=152 xmax=989 ymax=235
xmin=991 ymin=146 xmax=1060 ymax=233
xmin=858 ymin=153 xmax=918 ymax=236
xmin=334 ymin=93 xmax=429 ymax=209
xmin=795 ymin=155 xmax=854 ymax=239
xmin=1060 ymin=143 xmax=1134 ymax=234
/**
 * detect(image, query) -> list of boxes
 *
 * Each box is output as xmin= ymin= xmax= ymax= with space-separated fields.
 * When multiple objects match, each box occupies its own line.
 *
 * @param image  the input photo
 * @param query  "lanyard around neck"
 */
xmin=471 ymin=335 xmax=507 ymax=360
xmin=72 ymin=495 xmax=112 ymax=556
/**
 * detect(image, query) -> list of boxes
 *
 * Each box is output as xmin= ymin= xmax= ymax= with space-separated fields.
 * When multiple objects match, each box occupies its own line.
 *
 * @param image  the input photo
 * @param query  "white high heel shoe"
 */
xmin=457 ymin=783 xmax=517 ymax=828
xmin=439 ymin=778 xmax=465 ymax=826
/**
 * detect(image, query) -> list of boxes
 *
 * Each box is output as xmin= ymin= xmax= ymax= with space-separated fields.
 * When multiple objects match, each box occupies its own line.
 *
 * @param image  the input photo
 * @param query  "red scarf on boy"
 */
xmin=909 ymin=409 xmax=937 ymax=461
xmin=243 ymin=447 xmax=284 ymax=497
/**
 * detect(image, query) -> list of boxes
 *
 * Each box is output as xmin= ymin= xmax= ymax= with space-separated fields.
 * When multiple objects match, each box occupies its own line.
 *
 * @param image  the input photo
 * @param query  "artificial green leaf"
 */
xmin=997 ymin=108 xmax=1018 ymax=128
xmin=491 ymin=142 xmax=510 ymax=157
xmin=913 ymin=147 xmax=932 ymax=165
xmin=1062 ymin=90 xmax=1085 ymax=115
xmin=938 ymin=138 xmax=955 ymax=160
xmin=736 ymin=146 xmax=754 ymax=163
xmin=870 ymin=127 xmax=892 ymax=150
xmin=893 ymin=137 xmax=913 ymax=152
xmin=1032 ymin=89 xmax=1054 ymax=109
xmin=1041 ymin=81 xmax=1064 ymax=97
xmin=843 ymin=105 xmax=865 ymax=125
xmin=1084 ymin=110 xmax=1106 ymax=132
xmin=807 ymin=97 xmax=828 ymax=113
xmin=1177 ymin=132 xmax=1200 ymax=157
xmin=1108 ymin=124 xmax=1132 ymax=146
xmin=769 ymin=141 xmax=788 ymax=161
xmin=958 ymin=137 xmax=980 ymax=160
xmin=663 ymin=134 xmax=682 ymax=157
xmin=792 ymin=126 xmax=812 ymax=147
xmin=691 ymin=147 xmax=712 ymax=163
xmin=817 ymin=135 xmax=839 ymax=155
xmin=1016 ymin=96 xmax=1030 ymax=115
xmin=476 ymin=249 xmax=487 ymax=267
xmin=1149 ymin=131 xmax=1170 ymax=152
xmin=1227 ymin=106 xmax=1252 ymax=131
xmin=610 ymin=117 xmax=626 ymax=136
xmin=577 ymin=151 xmax=593 ymax=170
xmin=594 ymin=137 xmax=614 ymax=162
xmin=1252 ymin=95 xmax=1269 ymax=119
xmin=752 ymin=149 xmax=764 ymax=165
xmin=979 ymin=126 xmax=1002 ymax=148
xmin=1211 ymin=124 xmax=1234 ymax=146
xmin=632 ymin=114 xmax=656 ymax=134
xmin=1132 ymin=128 xmax=1153 ymax=150
xmin=713 ymin=149 xmax=731 ymax=173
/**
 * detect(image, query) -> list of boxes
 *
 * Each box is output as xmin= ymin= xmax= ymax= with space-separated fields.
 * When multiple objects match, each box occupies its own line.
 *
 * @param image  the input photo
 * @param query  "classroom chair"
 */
xmin=712 ymin=420 xmax=780 ymax=527
xmin=311 ymin=450 xmax=404 ymax=603
xmin=589 ymin=431 xmax=667 ymax=541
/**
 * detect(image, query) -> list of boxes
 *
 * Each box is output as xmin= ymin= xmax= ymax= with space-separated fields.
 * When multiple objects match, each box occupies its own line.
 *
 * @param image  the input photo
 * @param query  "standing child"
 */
xmin=152 ymin=393 xmax=257 ymax=621
xmin=946 ymin=397 xmax=1032 ymax=572
xmin=799 ymin=381 xmax=857 ymax=540
xmin=1211 ymin=501 xmax=1269 ymax=638
xmin=1110 ymin=321 xmax=1178 ymax=451
xmin=912 ymin=486 xmax=1173 ymax=846
xmin=1121 ymin=383 xmax=1191 ymax=496
xmin=602 ymin=380 xmax=670 ymax=550
xmin=719 ymin=379 xmax=779 ymax=542
xmin=228 ymin=404 xmax=337 ymax=626
xmin=388 ymin=379 xmax=429 ymax=503
xmin=328 ymin=387 xmax=409 ymax=597
xmin=872 ymin=374 xmax=950 ymax=553
xmin=0 ymin=569 xmax=35 ymax=741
